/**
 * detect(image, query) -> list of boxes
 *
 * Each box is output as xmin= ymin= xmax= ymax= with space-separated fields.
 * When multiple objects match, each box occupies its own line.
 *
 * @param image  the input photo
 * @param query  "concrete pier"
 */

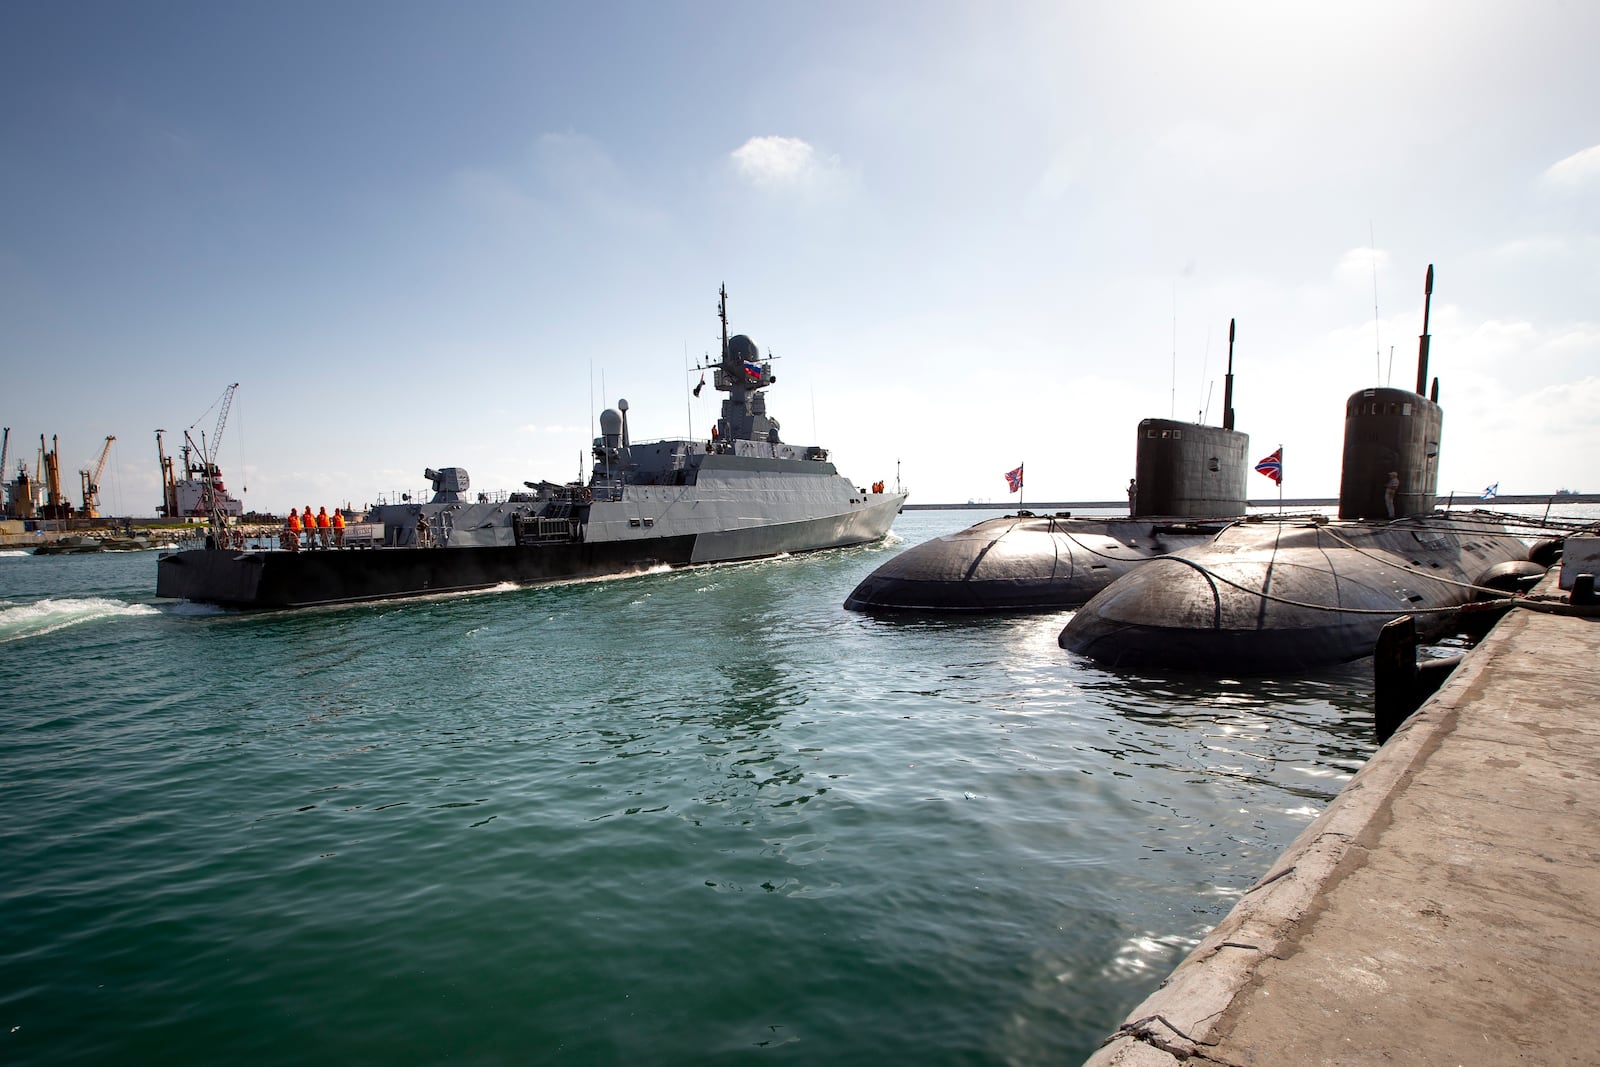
xmin=1087 ymin=576 xmax=1600 ymax=1066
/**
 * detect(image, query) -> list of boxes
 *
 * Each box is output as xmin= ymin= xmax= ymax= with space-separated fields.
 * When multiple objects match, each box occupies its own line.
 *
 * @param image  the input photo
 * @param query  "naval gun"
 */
xmin=425 ymin=467 xmax=470 ymax=503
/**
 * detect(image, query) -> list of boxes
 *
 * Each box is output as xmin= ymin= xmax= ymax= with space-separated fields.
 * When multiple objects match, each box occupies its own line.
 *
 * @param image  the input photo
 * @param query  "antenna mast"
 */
xmin=1370 ymin=222 xmax=1382 ymax=381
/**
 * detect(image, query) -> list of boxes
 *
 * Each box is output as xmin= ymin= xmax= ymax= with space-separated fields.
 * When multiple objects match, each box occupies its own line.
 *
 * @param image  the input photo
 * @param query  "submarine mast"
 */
xmin=1222 ymin=318 xmax=1236 ymax=432
xmin=1415 ymin=263 xmax=1433 ymax=397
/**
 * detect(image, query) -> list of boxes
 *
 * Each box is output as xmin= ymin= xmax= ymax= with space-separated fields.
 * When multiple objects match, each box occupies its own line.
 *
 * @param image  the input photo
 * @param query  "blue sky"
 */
xmin=3 ymin=1 xmax=1597 ymax=514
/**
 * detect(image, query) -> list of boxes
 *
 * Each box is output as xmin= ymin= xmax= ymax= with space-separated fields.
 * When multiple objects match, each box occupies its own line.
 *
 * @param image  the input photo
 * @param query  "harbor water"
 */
xmin=4 ymin=508 xmax=1391 ymax=1065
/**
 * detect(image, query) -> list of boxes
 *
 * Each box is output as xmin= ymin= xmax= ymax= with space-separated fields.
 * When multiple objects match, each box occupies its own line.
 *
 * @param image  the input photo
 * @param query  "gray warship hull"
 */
xmin=158 ymin=466 xmax=905 ymax=609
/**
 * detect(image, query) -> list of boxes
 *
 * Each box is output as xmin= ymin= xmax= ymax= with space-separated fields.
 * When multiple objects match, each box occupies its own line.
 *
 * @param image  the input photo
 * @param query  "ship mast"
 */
xmin=719 ymin=282 xmax=729 ymax=361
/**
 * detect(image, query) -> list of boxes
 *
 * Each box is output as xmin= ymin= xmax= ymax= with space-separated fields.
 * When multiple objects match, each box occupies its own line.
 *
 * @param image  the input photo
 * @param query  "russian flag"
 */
xmin=743 ymin=361 xmax=763 ymax=382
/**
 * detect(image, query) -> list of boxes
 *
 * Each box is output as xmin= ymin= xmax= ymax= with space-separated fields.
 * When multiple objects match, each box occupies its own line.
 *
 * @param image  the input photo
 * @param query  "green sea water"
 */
xmin=1 ymin=511 xmax=1380 ymax=1065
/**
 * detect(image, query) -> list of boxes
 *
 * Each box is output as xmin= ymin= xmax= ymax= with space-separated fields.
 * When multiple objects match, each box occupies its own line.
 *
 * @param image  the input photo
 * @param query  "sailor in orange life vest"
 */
xmin=285 ymin=508 xmax=302 ymax=551
xmin=303 ymin=505 xmax=316 ymax=549
xmin=316 ymin=506 xmax=331 ymax=548
xmin=332 ymin=508 xmax=346 ymax=547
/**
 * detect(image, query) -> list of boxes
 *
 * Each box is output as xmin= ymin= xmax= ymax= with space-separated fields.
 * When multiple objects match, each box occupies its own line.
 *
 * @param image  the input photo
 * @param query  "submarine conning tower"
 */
xmin=1132 ymin=420 xmax=1250 ymax=518
xmin=1130 ymin=317 xmax=1248 ymax=518
xmin=1338 ymin=264 xmax=1442 ymax=521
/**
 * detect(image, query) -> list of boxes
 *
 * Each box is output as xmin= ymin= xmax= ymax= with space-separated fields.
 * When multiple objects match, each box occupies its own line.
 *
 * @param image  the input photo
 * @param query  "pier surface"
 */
xmin=1087 ymin=575 xmax=1600 ymax=1066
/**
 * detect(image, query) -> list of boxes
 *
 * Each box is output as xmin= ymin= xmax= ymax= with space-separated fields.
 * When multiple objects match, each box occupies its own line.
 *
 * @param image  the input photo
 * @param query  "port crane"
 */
xmin=79 ymin=435 xmax=116 ymax=518
xmin=184 ymin=382 xmax=239 ymax=532
xmin=155 ymin=429 xmax=177 ymax=517
xmin=40 ymin=434 xmax=71 ymax=519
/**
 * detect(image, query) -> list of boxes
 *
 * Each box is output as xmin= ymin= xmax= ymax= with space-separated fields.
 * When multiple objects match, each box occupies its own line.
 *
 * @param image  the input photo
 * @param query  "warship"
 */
xmin=1059 ymin=265 xmax=1544 ymax=673
xmin=156 ymin=288 xmax=907 ymax=609
xmin=844 ymin=320 xmax=1251 ymax=612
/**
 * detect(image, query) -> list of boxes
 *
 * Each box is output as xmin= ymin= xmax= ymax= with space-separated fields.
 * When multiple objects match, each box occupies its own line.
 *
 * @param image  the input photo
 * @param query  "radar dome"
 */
xmin=599 ymin=409 xmax=622 ymax=435
xmin=727 ymin=335 xmax=759 ymax=362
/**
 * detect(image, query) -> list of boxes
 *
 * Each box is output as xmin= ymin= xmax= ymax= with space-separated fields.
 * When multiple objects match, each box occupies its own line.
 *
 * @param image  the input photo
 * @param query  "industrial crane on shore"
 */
xmin=40 ymin=434 xmax=70 ymax=519
xmin=184 ymin=382 xmax=239 ymax=531
xmin=79 ymin=435 xmax=116 ymax=518
xmin=155 ymin=429 xmax=177 ymax=517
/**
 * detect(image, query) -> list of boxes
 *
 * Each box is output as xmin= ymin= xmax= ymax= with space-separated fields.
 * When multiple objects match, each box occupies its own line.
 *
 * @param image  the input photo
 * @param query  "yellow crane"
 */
xmin=79 ymin=435 xmax=116 ymax=518
xmin=39 ymin=434 xmax=73 ymax=519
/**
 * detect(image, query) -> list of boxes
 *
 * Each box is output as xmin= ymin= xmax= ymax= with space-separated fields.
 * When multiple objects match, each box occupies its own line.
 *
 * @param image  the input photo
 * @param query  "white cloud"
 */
xmin=730 ymin=135 xmax=837 ymax=187
xmin=1542 ymin=143 xmax=1600 ymax=189
xmin=1334 ymin=245 xmax=1392 ymax=288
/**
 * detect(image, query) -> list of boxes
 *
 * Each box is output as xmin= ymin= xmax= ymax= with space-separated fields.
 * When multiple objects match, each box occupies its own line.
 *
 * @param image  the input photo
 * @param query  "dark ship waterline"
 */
xmin=1060 ymin=264 xmax=1544 ymax=674
xmin=157 ymin=287 xmax=907 ymax=609
xmin=846 ymin=320 xmax=1252 ymax=612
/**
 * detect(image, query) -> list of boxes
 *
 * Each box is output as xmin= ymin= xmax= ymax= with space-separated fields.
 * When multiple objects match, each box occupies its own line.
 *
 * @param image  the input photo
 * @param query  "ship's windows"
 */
xmin=1173 ymin=430 xmax=1182 ymax=439
xmin=1208 ymin=458 xmax=1220 ymax=471
xmin=628 ymin=518 xmax=641 ymax=527
xmin=1389 ymin=402 xmax=1399 ymax=414
xmin=1161 ymin=429 xmax=1171 ymax=439
xmin=1402 ymin=403 xmax=1412 ymax=416
xmin=643 ymin=517 xmax=655 ymax=527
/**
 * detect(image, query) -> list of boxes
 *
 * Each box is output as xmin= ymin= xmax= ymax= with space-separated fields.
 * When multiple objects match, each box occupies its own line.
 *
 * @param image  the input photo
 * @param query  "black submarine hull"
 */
xmin=845 ymin=418 xmax=1251 ymax=613
xmin=843 ymin=514 xmax=1230 ymax=612
xmin=155 ymin=536 xmax=702 ymax=609
xmin=1058 ymin=514 xmax=1532 ymax=673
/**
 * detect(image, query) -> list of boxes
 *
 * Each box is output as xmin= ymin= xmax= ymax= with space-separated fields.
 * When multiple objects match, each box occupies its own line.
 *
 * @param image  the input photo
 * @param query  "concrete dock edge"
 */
xmin=1085 ymin=576 xmax=1600 ymax=1065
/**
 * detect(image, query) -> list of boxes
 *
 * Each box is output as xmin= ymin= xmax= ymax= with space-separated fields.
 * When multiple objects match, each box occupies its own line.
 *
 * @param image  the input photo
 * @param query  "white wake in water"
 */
xmin=0 ymin=597 xmax=160 ymax=643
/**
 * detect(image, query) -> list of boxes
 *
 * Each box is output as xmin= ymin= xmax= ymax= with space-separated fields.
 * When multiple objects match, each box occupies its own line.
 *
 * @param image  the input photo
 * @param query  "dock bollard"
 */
xmin=1374 ymin=614 xmax=1462 ymax=744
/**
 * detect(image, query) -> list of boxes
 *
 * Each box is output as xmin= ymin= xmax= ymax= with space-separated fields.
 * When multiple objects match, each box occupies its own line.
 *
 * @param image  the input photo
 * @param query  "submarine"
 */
xmin=1059 ymin=264 xmax=1543 ymax=673
xmin=844 ymin=320 xmax=1251 ymax=612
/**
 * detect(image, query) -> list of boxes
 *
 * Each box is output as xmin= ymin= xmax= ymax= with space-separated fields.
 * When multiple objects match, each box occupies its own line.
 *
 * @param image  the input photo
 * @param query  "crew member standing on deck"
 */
xmin=332 ymin=508 xmax=346 ymax=547
xmin=316 ymin=506 xmax=331 ymax=548
xmin=1384 ymin=471 xmax=1400 ymax=519
xmin=304 ymin=505 xmax=317 ymax=549
xmin=285 ymin=508 xmax=302 ymax=551
xmin=416 ymin=511 xmax=430 ymax=548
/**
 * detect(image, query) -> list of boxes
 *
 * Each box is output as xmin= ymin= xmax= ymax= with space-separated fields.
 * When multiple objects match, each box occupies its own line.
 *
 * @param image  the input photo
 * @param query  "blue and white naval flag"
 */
xmin=1481 ymin=482 xmax=1499 ymax=501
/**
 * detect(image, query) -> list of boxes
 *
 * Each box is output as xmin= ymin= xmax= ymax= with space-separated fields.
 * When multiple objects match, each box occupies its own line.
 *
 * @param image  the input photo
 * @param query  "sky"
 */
xmin=2 ymin=0 xmax=1597 ymax=515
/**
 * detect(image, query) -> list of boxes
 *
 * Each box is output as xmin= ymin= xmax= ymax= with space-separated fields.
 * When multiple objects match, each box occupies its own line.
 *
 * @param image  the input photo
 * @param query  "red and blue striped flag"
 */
xmin=1004 ymin=465 xmax=1024 ymax=493
xmin=1254 ymin=448 xmax=1282 ymax=485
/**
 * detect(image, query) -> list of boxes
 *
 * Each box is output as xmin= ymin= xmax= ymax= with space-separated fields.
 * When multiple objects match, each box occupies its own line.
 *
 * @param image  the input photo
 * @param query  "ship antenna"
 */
xmin=719 ymin=283 xmax=729 ymax=360
xmin=1222 ymin=318 xmax=1236 ymax=431
xmin=1371 ymin=222 xmax=1382 ymax=382
xmin=1170 ymin=281 xmax=1177 ymax=419
xmin=1415 ymin=264 xmax=1433 ymax=396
